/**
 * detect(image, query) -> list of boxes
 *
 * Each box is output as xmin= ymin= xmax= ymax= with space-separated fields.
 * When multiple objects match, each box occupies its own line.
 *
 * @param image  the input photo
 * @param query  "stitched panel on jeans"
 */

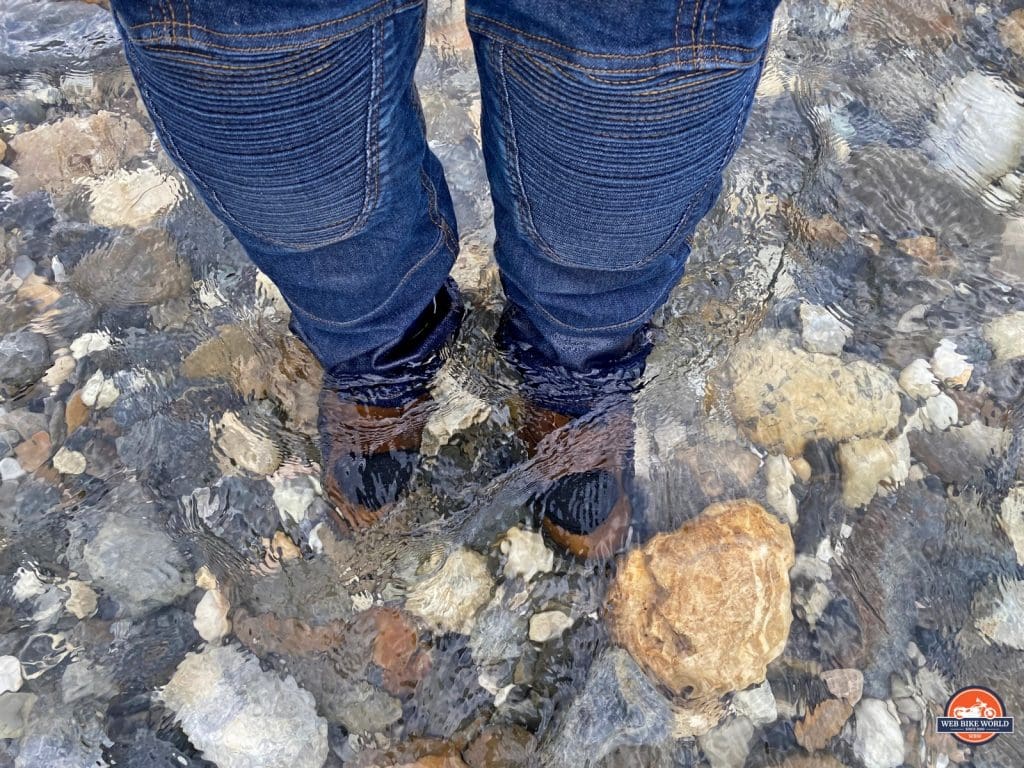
xmin=125 ymin=27 xmax=379 ymax=251
xmin=500 ymin=47 xmax=758 ymax=271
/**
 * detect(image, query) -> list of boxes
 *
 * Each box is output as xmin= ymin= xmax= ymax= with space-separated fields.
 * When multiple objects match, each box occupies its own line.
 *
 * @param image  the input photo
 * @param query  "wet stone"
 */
xmin=406 ymin=547 xmax=494 ymax=635
xmin=697 ymin=715 xmax=754 ymax=768
xmin=0 ymin=692 xmax=36 ymax=739
xmin=853 ymin=698 xmax=905 ymax=768
xmin=71 ymin=229 xmax=191 ymax=307
xmin=793 ymin=698 xmax=852 ymax=752
xmin=0 ymin=330 xmax=49 ymax=398
xmin=540 ymin=648 xmax=673 ymax=768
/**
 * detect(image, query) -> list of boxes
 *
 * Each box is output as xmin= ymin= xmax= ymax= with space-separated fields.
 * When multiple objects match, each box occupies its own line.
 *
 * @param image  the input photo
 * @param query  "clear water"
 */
xmin=1 ymin=0 xmax=1023 ymax=766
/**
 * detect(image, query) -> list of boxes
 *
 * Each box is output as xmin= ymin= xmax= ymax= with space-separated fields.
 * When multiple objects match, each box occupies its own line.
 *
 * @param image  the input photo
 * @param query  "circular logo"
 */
xmin=944 ymin=687 xmax=1006 ymax=745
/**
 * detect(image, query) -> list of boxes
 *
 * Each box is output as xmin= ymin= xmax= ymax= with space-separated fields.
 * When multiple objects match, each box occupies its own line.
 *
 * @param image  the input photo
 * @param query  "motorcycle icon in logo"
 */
xmin=937 ymin=687 xmax=1014 ymax=746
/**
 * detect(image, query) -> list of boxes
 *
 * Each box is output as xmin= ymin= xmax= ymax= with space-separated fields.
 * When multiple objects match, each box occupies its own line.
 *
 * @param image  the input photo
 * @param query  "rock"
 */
xmin=468 ymin=597 xmax=530 ymax=667
xmin=79 ymin=514 xmax=192 ymax=616
xmin=0 ymin=457 xmax=26 ymax=482
xmin=697 ymin=716 xmax=754 ymax=768
xmin=463 ymin=725 xmax=536 ymax=768
xmin=70 ymin=330 xmax=111 ymax=359
xmin=0 ymin=693 xmax=36 ymax=739
xmin=212 ymin=411 xmax=282 ymax=476
xmin=60 ymin=660 xmax=117 ymax=703
xmin=182 ymin=325 xmax=268 ymax=397
xmin=898 ymin=359 xmax=939 ymax=399
xmin=194 ymin=588 xmax=231 ymax=643
xmin=820 ymin=668 xmax=864 ymax=706
xmin=921 ymin=393 xmax=958 ymax=432
xmin=1000 ymin=487 xmax=1024 ymax=565
xmin=500 ymin=527 xmax=553 ymax=582
xmin=269 ymin=530 xmax=301 ymax=561
xmin=52 ymin=447 xmax=86 ymax=475
xmin=7 ymin=111 xmax=149 ymax=196
xmin=930 ymin=339 xmax=973 ymax=388
xmin=732 ymin=680 xmax=778 ymax=726
xmin=908 ymin=420 xmax=1011 ymax=485
xmin=764 ymin=454 xmax=797 ymax=525
xmin=64 ymin=391 xmax=88 ymax=433
xmin=0 ymin=330 xmax=49 ymax=397
xmin=161 ymin=645 xmax=328 ymax=768
xmin=406 ymin=548 xmax=493 ymax=635
xmin=541 ymin=648 xmax=672 ymax=768
xmin=1000 ymin=9 xmax=1024 ymax=56
xmin=853 ymin=698 xmax=905 ymax=768
xmin=0 ymin=657 xmax=22 ymax=694
xmin=777 ymin=756 xmax=845 ymax=768
xmin=528 ymin=611 xmax=573 ymax=643
xmin=799 ymin=303 xmax=849 ymax=355
xmin=421 ymin=370 xmax=492 ymax=456
xmin=838 ymin=438 xmax=896 ymax=508
xmin=973 ymin=579 xmax=1024 ymax=650
xmin=14 ymin=430 xmax=51 ymax=473
xmin=607 ymin=500 xmax=794 ymax=697
xmin=370 ymin=608 xmax=430 ymax=695
xmin=63 ymin=580 xmax=97 ymax=619
xmin=727 ymin=335 xmax=901 ymax=455
xmin=71 ymin=229 xmax=191 ymax=307
xmin=86 ymin=165 xmax=182 ymax=228
xmin=794 ymin=698 xmax=852 ymax=752
xmin=984 ymin=311 xmax=1024 ymax=360
xmin=927 ymin=73 xmax=1024 ymax=188
xmin=270 ymin=473 xmax=319 ymax=526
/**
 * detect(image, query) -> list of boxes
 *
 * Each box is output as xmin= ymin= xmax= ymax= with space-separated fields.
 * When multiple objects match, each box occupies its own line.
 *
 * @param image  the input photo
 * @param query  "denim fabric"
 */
xmin=110 ymin=0 xmax=778 ymax=404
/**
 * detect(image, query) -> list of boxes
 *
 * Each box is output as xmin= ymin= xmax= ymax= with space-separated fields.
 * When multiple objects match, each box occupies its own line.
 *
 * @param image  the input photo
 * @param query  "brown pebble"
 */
xmin=794 ymin=698 xmax=853 ymax=752
xmin=371 ymin=607 xmax=431 ymax=696
xmin=65 ymin=391 xmax=89 ymax=434
xmin=15 ymin=430 xmax=52 ymax=472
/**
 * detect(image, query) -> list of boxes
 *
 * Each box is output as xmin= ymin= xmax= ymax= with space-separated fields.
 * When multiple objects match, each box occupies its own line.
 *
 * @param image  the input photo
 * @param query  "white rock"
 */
xmin=421 ymin=371 xmax=492 ymax=456
xmin=80 ymin=370 xmax=118 ymax=409
xmin=799 ymin=303 xmax=850 ymax=355
xmin=888 ymin=432 xmax=912 ymax=487
xmin=838 ymin=438 xmax=896 ymax=508
xmin=500 ymin=527 xmax=554 ymax=582
xmin=0 ymin=457 xmax=25 ymax=483
xmin=974 ymin=579 xmax=1024 ymax=650
xmin=698 ymin=715 xmax=755 ymax=768
xmin=1000 ymin=486 xmax=1024 ymax=565
xmin=63 ymin=580 xmax=98 ymax=619
xmin=984 ymin=311 xmax=1024 ymax=360
xmin=0 ymin=657 xmax=23 ymax=694
xmin=42 ymin=354 xmax=76 ymax=391
xmin=52 ymin=447 xmax=86 ymax=475
xmin=405 ymin=547 xmax=493 ymax=635
xmin=270 ymin=473 xmax=318 ymax=526
xmin=161 ymin=645 xmax=328 ymax=768
xmin=764 ymin=454 xmax=798 ymax=525
xmin=898 ymin=359 xmax=939 ymax=399
xmin=854 ymin=698 xmax=905 ymax=768
xmin=931 ymin=339 xmax=972 ymax=388
xmin=922 ymin=393 xmax=958 ymax=432
xmin=70 ymin=331 xmax=112 ymax=360
xmin=732 ymin=680 xmax=778 ymax=726
xmin=12 ymin=568 xmax=47 ymax=602
xmin=193 ymin=589 xmax=231 ymax=643
xmin=529 ymin=611 xmax=574 ymax=643
xmin=86 ymin=165 xmax=182 ymax=228
xmin=212 ymin=411 xmax=281 ymax=476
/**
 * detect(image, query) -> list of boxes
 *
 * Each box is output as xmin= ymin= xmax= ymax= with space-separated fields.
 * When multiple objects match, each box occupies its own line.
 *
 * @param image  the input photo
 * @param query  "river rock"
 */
xmin=0 ymin=657 xmax=22 ymax=694
xmin=921 ymin=393 xmax=958 ymax=432
xmin=406 ymin=548 xmax=493 ymax=635
xmin=799 ymin=303 xmax=849 ymax=355
xmin=86 ymin=165 xmax=182 ymax=228
xmin=0 ymin=330 xmax=49 ymax=397
xmin=161 ymin=645 xmax=328 ymax=768
xmin=541 ymin=648 xmax=672 ymax=768
xmin=212 ymin=410 xmax=282 ymax=476
xmin=727 ymin=335 xmax=901 ymax=455
xmin=898 ymin=359 xmax=939 ymax=399
xmin=0 ymin=693 xmax=35 ymax=739
xmin=794 ymin=698 xmax=852 ymax=751
xmin=528 ymin=610 xmax=573 ymax=643
xmin=764 ymin=454 xmax=798 ymax=524
xmin=52 ymin=447 xmax=86 ymax=475
xmin=1001 ymin=9 xmax=1024 ymax=56
xmin=79 ymin=513 xmax=192 ymax=616
xmin=838 ymin=437 xmax=895 ymax=508
xmin=1000 ymin=486 xmax=1024 ymax=565
xmin=194 ymin=588 xmax=231 ymax=643
xmin=71 ymin=229 xmax=191 ymax=307
xmin=853 ymin=698 xmax=905 ymax=768
xmin=732 ymin=680 xmax=778 ymax=726
xmin=500 ymin=527 xmax=553 ymax=582
xmin=984 ymin=311 xmax=1024 ymax=360
xmin=930 ymin=339 xmax=973 ymax=388
xmin=79 ymin=371 xmax=118 ymax=409
xmin=607 ymin=500 xmax=794 ymax=696
xmin=7 ymin=111 xmax=149 ymax=196
xmin=973 ymin=579 xmax=1024 ymax=650
xmin=698 ymin=715 xmax=754 ymax=768
xmin=821 ymin=668 xmax=864 ymax=706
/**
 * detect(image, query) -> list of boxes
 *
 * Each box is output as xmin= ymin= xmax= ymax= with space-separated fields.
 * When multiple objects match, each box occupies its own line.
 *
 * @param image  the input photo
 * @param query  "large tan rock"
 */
xmin=607 ymin=500 xmax=794 ymax=698
xmin=727 ymin=335 xmax=901 ymax=455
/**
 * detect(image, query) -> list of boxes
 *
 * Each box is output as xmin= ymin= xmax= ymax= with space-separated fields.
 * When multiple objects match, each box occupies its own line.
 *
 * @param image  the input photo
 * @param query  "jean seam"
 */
xmin=495 ymin=40 xmax=751 ymax=273
xmin=466 ymin=13 xmax=759 ymax=60
xmin=419 ymin=168 xmax=458 ymax=254
xmin=285 ymin=230 xmax=454 ymax=330
xmin=126 ymin=22 xmax=383 ymax=252
xmin=130 ymin=0 xmax=392 ymax=36
xmin=131 ymin=1 xmax=421 ymax=53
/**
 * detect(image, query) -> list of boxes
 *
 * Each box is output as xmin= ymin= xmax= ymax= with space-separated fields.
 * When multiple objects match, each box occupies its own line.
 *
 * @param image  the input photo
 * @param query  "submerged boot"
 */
xmin=519 ymin=402 xmax=633 ymax=559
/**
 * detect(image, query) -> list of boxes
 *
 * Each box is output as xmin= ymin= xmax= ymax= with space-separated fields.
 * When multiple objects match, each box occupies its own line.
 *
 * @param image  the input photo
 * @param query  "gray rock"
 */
xmin=541 ymin=648 xmax=673 ymax=768
xmin=0 ymin=692 xmax=36 ymax=739
xmin=973 ymin=579 xmax=1024 ymax=650
xmin=470 ymin=595 xmax=531 ymax=667
xmin=799 ymin=303 xmax=850 ymax=355
xmin=0 ymin=330 xmax=49 ymax=397
xmin=79 ymin=514 xmax=192 ymax=616
xmin=14 ymin=700 xmax=106 ymax=768
xmin=698 ymin=715 xmax=755 ymax=768
xmin=853 ymin=698 xmax=905 ymax=768
xmin=71 ymin=229 xmax=191 ymax=308
xmin=161 ymin=645 xmax=328 ymax=768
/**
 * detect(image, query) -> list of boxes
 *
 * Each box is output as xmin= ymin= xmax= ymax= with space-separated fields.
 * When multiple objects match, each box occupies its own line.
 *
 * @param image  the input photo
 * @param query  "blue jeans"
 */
xmin=110 ymin=0 xmax=778 ymax=406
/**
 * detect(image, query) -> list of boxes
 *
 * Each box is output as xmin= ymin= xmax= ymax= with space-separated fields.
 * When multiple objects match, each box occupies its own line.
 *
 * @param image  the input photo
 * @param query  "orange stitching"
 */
xmin=466 ymin=13 xmax=757 ymax=57
xmin=128 ymin=0 xmax=397 ymax=36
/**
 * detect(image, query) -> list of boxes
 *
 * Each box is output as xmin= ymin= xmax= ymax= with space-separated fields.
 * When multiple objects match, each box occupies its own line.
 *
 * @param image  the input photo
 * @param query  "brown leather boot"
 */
xmin=519 ymin=401 xmax=633 ymax=559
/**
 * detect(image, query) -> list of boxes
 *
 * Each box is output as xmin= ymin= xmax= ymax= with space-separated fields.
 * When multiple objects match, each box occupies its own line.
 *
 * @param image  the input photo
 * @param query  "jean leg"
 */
xmin=466 ymin=0 xmax=779 ymax=381
xmin=109 ymin=0 xmax=460 ymax=383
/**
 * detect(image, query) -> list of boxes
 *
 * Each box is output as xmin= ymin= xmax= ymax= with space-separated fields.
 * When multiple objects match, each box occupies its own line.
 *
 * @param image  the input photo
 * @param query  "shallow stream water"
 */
xmin=2 ymin=1 xmax=1024 ymax=767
